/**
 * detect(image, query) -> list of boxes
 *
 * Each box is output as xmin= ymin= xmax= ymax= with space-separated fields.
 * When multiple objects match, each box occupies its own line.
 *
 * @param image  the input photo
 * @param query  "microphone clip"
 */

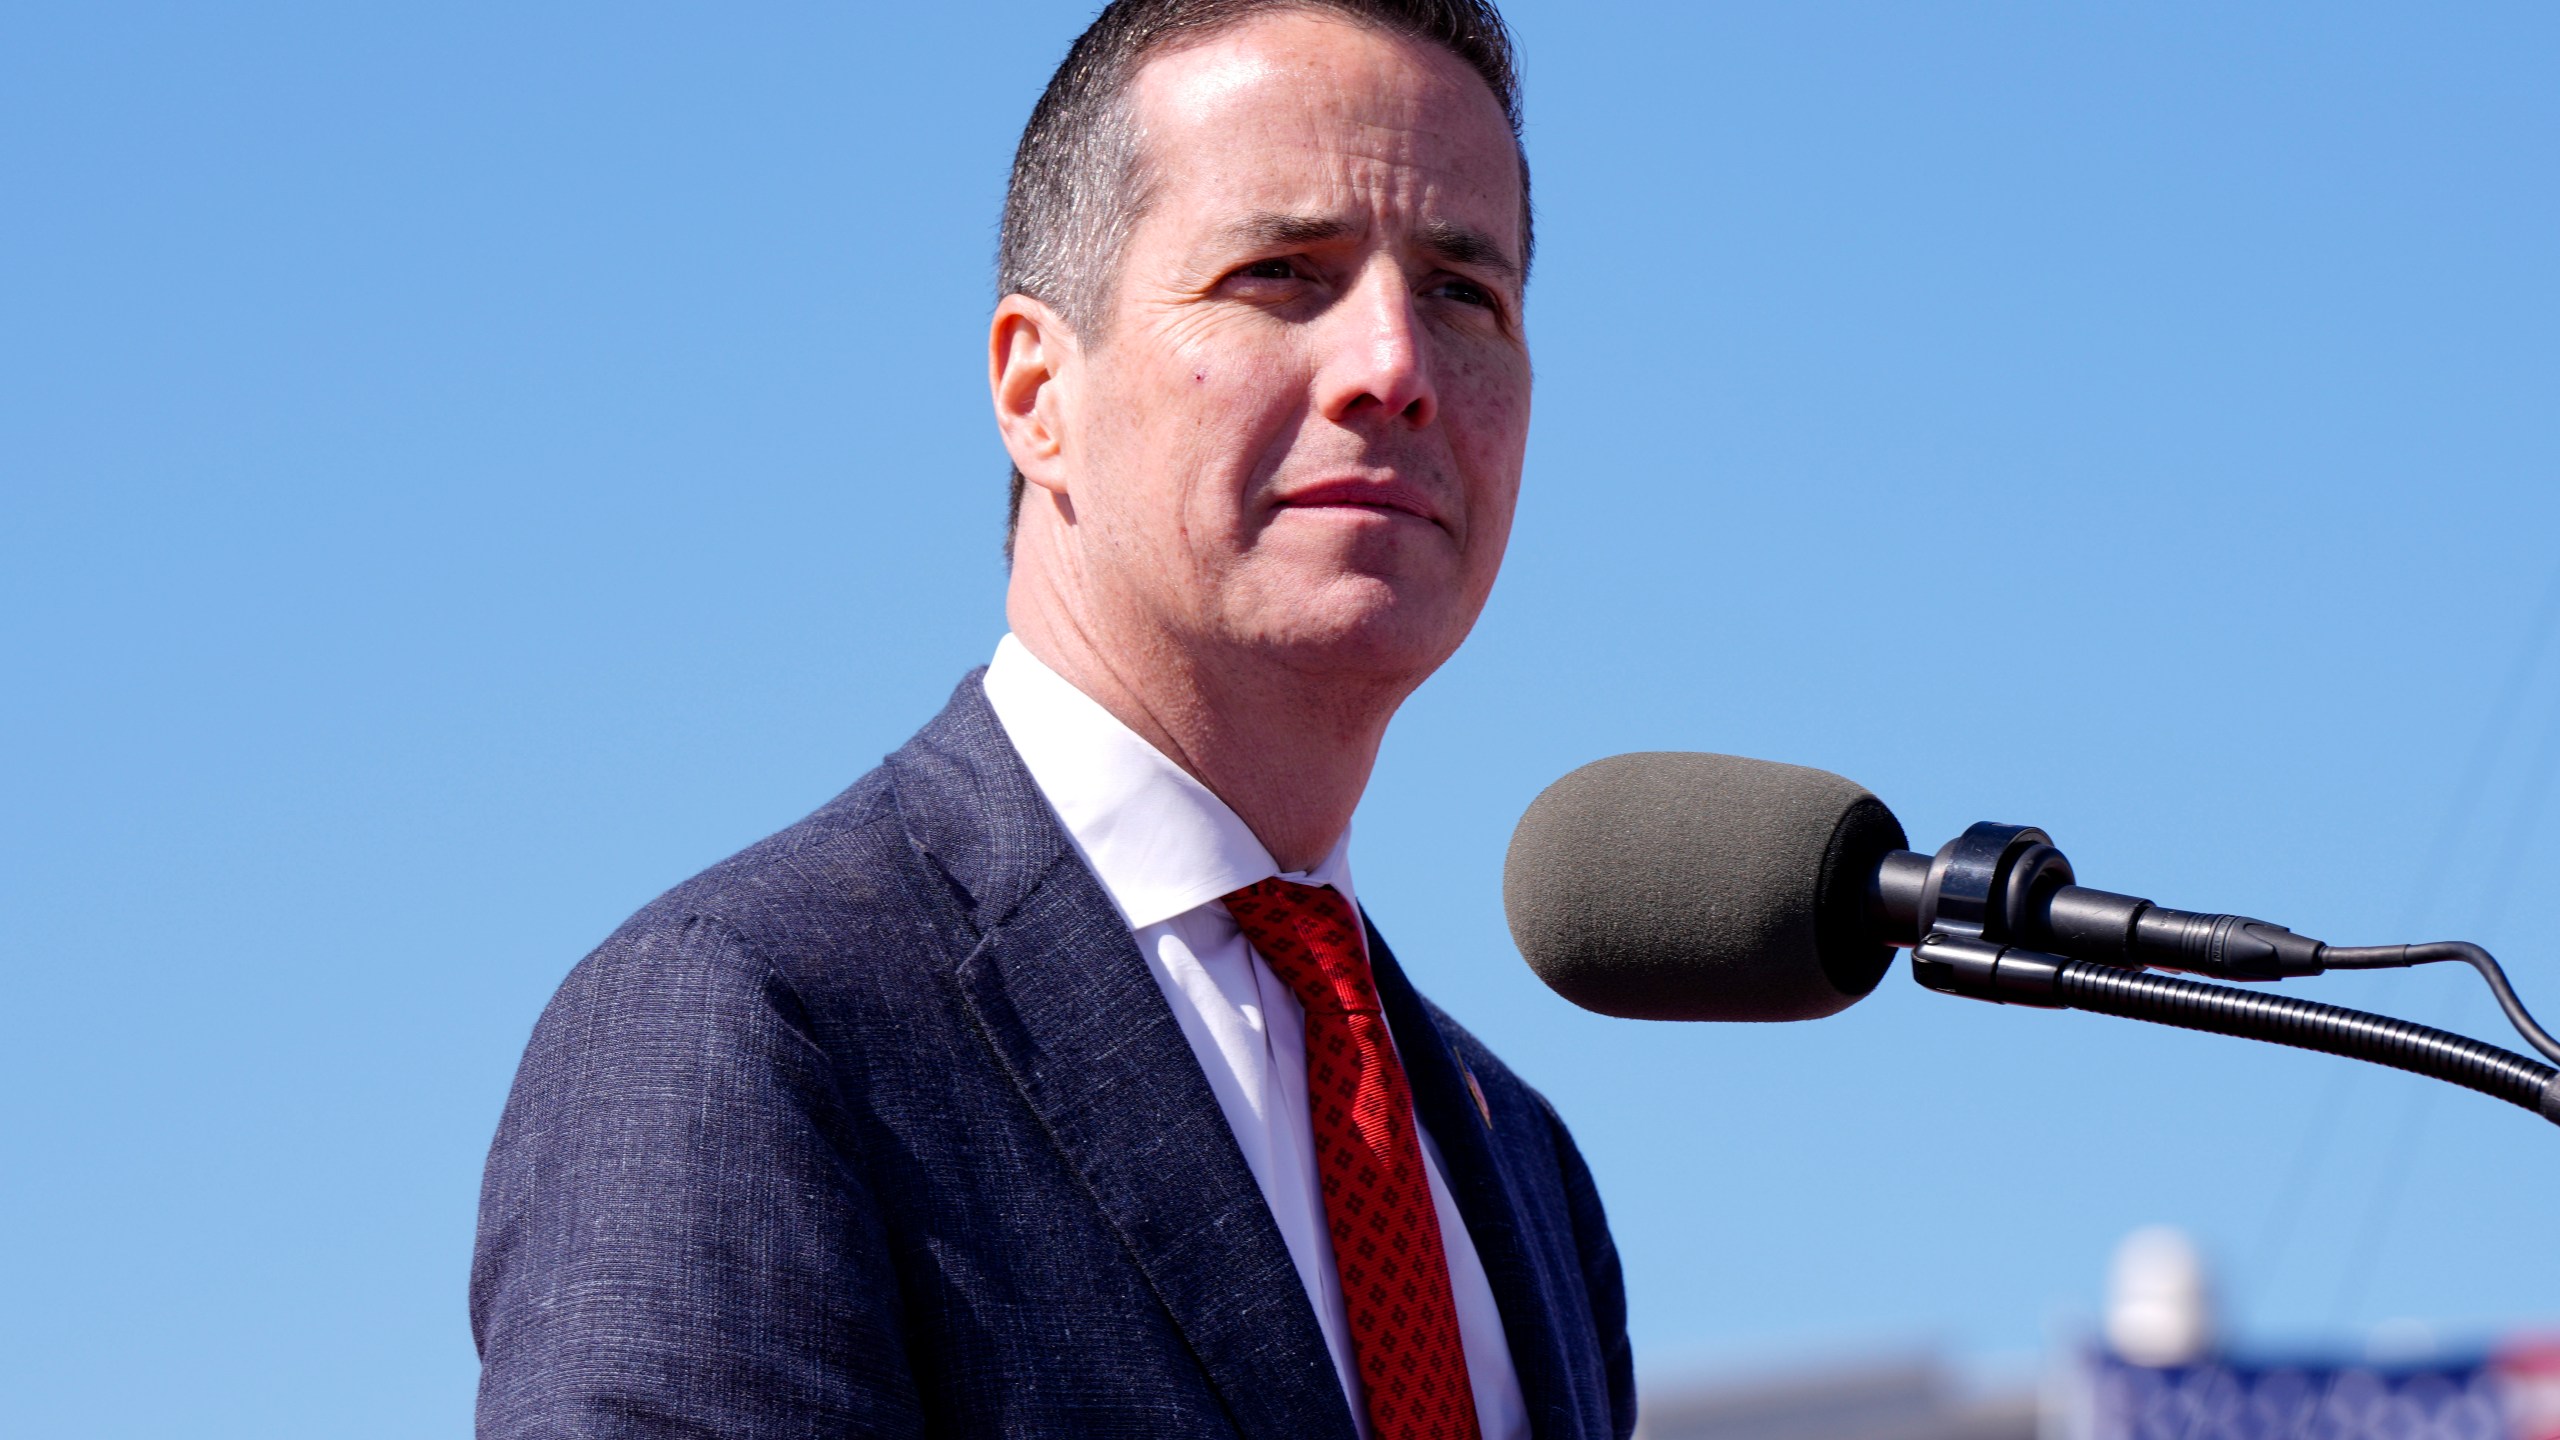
xmin=1910 ymin=931 xmax=2068 ymax=1007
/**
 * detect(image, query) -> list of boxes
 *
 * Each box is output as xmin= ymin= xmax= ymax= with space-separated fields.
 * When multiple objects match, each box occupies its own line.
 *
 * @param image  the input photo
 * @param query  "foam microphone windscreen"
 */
xmin=1504 ymin=752 xmax=1909 ymax=1022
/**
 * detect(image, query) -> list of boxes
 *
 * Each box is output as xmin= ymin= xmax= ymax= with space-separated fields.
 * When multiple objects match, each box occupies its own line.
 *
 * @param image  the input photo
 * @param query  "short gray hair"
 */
xmin=996 ymin=0 xmax=1530 ymax=557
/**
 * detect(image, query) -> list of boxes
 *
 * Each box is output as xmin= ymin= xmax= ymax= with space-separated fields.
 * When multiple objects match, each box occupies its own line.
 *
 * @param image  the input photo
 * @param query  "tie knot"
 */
xmin=1221 ymin=877 xmax=1379 ymax=1017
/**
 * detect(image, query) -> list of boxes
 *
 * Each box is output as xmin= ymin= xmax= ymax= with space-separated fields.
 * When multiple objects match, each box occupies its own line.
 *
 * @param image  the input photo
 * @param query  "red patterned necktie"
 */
xmin=1221 ymin=878 xmax=1482 ymax=1440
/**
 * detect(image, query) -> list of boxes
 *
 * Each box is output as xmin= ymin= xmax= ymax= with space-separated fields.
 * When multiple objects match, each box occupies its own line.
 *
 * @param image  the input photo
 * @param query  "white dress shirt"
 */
xmin=981 ymin=634 xmax=1528 ymax=1440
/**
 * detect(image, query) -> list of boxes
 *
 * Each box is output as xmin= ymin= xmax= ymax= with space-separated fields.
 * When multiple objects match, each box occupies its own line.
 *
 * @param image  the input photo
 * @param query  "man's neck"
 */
xmin=1006 ymin=602 xmax=1403 ymax=875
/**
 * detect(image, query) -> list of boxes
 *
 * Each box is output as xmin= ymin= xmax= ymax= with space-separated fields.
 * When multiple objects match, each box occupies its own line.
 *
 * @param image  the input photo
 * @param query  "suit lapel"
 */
xmin=887 ymin=677 xmax=1358 ymax=1440
xmin=1368 ymin=918 xmax=1590 ymax=1440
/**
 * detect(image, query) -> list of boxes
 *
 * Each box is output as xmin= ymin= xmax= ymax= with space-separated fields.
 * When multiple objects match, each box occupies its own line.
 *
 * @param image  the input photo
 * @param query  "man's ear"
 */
xmin=989 ymin=294 xmax=1077 ymax=497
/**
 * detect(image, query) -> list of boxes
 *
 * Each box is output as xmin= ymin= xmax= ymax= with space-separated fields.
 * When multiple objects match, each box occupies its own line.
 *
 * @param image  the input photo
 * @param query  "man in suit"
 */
xmin=471 ymin=1 xmax=1634 ymax=1435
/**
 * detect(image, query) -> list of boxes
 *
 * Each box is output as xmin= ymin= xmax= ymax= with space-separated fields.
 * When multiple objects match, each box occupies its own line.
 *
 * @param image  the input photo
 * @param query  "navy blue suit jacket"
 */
xmin=472 ymin=674 xmax=1635 ymax=1438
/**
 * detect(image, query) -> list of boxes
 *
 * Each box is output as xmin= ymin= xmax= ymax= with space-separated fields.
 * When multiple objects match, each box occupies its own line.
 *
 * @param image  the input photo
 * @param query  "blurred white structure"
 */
xmin=1632 ymin=1354 xmax=2036 ymax=1440
xmin=2101 ymin=1226 xmax=2216 ymax=1367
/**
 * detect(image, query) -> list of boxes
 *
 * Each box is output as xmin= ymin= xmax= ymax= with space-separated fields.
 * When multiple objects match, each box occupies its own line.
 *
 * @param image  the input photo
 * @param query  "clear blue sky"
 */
xmin=6 ymin=2 xmax=2557 ymax=1432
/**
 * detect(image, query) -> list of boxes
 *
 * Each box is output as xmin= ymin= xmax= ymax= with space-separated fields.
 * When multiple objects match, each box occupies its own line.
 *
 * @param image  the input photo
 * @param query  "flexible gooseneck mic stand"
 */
xmin=1872 ymin=823 xmax=2560 ymax=1126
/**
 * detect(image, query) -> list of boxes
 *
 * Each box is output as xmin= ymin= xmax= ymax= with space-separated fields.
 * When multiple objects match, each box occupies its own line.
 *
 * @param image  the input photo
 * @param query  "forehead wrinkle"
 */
xmin=1192 ymin=140 xmax=1483 ymax=228
xmin=1303 ymin=111 xmax=1516 ymax=215
xmin=1317 ymin=160 xmax=1521 ymax=277
xmin=1276 ymin=138 xmax=1506 ymax=223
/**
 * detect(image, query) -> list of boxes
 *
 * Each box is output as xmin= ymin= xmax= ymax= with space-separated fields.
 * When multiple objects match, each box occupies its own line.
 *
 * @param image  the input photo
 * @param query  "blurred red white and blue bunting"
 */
xmin=2072 ymin=1343 xmax=2560 ymax=1440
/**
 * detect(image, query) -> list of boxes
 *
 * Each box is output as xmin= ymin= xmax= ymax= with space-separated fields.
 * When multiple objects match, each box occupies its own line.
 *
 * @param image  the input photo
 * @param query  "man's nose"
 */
xmin=1315 ymin=262 xmax=1437 ymax=430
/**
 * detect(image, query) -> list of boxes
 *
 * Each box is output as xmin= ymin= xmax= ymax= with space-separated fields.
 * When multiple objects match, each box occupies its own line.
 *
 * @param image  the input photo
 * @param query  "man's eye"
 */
xmin=1238 ymin=259 xmax=1299 ymax=281
xmin=1432 ymin=278 xmax=1494 ymax=308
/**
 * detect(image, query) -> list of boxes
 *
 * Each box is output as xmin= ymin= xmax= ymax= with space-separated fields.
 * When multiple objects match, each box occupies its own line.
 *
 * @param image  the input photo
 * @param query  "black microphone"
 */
xmin=1503 ymin=751 xmax=2560 ymax=1125
xmin=1506 ymin=752 xmax=2376 ymax=1014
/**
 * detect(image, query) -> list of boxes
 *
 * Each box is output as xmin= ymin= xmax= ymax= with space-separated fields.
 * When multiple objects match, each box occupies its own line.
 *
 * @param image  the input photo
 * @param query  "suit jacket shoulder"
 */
xmin=472 ymin=672 xmax=1636 ymax=1440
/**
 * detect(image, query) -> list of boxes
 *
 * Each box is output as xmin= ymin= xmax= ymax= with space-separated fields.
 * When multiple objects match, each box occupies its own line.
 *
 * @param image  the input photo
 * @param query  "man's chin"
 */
xmin=1227 ymin=577 xmax=1477 ymax=682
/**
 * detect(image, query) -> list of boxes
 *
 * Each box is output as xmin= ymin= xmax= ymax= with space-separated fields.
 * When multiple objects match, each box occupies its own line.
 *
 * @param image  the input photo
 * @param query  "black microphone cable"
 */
xmin=2318 ymin=941 xmax=2560 ymax=1066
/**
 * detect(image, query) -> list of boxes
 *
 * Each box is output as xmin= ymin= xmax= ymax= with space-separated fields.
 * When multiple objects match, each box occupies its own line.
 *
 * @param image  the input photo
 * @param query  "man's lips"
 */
xmin=1269 ymin=479 xmax=1446 ymax=529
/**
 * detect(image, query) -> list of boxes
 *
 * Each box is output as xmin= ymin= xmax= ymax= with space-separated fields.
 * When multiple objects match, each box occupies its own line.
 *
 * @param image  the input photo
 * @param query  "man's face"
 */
xmin=1047 ymin=11 xmax=1531 ymax=686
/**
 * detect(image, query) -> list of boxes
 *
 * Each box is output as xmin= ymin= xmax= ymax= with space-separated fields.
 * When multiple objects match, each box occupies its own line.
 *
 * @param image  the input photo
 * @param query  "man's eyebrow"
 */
xmin=1215 ymin=212 xmax=1519 ymax=278
xmin=1414 ymin=219 xmax=1519 ymax=278
xmin=1221 ymin=212 xmax=1361 ymax=250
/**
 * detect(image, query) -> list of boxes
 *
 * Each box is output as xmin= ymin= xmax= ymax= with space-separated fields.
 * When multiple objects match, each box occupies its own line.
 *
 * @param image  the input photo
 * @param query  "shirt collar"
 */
xmin=981 ymin=634 xmax=1356 ymax=931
